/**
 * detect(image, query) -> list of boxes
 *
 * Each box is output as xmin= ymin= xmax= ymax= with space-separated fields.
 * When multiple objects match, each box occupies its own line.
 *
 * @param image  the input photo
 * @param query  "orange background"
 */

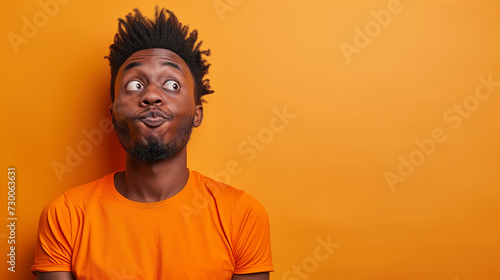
xmin=1 ymin=0 xmax=499 ymax=279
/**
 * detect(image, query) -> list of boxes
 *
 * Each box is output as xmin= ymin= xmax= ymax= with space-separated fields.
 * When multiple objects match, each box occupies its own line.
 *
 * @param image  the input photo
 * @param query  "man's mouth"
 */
xmin=140 ymin=117 xmax=168 ymax=128
xmin=138 ymin=110 xmax=172 ymax=128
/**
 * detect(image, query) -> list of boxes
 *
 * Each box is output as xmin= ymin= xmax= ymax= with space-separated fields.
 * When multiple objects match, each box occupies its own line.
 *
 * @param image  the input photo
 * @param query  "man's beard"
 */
xmin=112 ymin=114 xmax=194 ymax=164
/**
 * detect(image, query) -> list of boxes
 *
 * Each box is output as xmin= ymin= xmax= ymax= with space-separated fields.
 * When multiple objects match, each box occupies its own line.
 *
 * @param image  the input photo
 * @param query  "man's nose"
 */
xmin=140 ymin=84 xmax=164 ymax=106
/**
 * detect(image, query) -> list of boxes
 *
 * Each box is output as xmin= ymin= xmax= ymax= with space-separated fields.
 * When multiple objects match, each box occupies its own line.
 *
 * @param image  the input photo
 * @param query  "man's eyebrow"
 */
xmin=123 ymin=62 xmax=142 ymax=72
xmin=161 ymin=61 xmax=183 ymax=73
xmin=122 ymin=61 xmax=184 ymax=74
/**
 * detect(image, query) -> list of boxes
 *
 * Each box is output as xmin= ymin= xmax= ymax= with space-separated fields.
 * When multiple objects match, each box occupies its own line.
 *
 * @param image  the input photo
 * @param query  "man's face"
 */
xmin=110 ymin=48 xmax=203 ymax=163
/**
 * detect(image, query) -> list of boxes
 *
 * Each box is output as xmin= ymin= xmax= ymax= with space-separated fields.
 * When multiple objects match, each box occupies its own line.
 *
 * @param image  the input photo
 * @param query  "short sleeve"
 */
xmin=31 ymin=193 xmax=73 ymax=275
xmin=232 ymin=192 xmax=274 ymax=274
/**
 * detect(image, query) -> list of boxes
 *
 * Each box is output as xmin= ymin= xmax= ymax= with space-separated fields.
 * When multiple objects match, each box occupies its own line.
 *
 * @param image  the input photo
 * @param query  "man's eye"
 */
xmin=164 ymin=80 xmax=180 ymax=91
xmin=126 ymin=81 xmax=144 ymax=91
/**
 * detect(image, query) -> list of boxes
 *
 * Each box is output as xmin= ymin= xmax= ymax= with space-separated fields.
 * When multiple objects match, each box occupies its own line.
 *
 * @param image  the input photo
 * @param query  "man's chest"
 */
xmin=70 ymin=205 xmax=235 ymax=279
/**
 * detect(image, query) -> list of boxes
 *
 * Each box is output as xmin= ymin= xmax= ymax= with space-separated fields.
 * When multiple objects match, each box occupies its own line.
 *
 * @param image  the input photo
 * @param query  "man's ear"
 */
xmin=193 ymin=104 xmax=203 ymax=128
xmin=109 ymin=104 xmax=116 ymax=129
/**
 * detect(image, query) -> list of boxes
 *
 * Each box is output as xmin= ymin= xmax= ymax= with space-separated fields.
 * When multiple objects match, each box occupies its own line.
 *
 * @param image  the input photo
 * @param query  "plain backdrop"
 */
xmin=1 ymin=0 xmax=499 ymax=279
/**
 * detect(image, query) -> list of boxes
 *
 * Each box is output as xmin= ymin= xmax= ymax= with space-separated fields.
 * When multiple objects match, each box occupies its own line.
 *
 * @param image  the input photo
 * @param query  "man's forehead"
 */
xmin=120 ymin=48 xmax=189 ymax=71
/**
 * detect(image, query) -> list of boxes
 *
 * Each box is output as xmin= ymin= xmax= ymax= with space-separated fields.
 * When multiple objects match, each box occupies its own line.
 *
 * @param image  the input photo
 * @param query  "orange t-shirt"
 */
xmin=31 ymin=169 xmax=273 ymax=279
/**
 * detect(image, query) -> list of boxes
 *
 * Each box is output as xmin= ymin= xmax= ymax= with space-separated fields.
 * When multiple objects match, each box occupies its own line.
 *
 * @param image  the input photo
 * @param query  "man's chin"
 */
xmin=125 ymin=139 xmax=186 ymax=164
xmin=115 ymin=115 xmax=193 ymax=163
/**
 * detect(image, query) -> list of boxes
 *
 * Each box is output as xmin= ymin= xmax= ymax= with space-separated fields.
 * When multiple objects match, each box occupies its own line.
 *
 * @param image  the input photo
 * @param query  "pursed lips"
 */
xmin=138 ymin=110 xmax=172 ymax=128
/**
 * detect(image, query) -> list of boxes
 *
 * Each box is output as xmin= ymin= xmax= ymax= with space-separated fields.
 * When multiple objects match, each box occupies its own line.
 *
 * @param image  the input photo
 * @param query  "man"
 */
xmin=31 ymin=7 xmax=273 ymax=280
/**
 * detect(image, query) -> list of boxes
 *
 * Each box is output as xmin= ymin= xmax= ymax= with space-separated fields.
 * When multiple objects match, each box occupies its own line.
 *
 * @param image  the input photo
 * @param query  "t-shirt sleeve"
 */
xmin=31 ymin=193 xmax=73 ymax=275
xmin=232 ymin=192 xmax=274 ymax=274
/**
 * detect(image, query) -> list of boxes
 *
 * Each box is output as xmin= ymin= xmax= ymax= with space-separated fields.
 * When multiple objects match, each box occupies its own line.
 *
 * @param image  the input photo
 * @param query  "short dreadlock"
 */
xmin=106 ymin=6 xmax=213 ymax=105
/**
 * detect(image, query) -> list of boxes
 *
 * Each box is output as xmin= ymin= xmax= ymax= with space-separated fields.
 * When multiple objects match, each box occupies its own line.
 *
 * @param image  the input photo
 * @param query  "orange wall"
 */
xmin=1 ymin=0 xmax=499 ymax=279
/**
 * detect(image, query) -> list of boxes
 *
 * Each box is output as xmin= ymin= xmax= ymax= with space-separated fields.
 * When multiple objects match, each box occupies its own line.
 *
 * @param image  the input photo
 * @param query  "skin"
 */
xmin=38 ymin=48 xmax=269 ymax=280
xmin=37 ymin=272 xmax=270 ymax=279
xmin=110 ymin=48 xmax=201 ymax=202
xmin=37 ymin=272 xmax=74 ymax=280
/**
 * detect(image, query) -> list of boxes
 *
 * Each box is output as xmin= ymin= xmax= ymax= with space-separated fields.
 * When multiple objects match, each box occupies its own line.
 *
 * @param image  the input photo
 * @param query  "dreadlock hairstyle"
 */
xmin=106 ymin=6 xmax=213 ymax=105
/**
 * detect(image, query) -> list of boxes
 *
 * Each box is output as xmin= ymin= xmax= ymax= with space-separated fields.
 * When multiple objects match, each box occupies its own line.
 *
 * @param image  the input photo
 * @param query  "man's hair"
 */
xmin=106 ymin=6 xmax=213 ymax=105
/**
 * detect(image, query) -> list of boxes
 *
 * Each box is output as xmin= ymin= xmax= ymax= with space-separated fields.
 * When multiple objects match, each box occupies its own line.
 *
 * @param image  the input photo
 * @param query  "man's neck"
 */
xmin=114 ymin=148 xmax=189 ymax=203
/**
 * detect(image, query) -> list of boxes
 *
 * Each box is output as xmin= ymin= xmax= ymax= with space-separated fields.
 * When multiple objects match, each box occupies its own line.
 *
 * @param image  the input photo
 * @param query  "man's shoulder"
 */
xmin=191 ymin=170 xmax=266 ymax=211
xmin=66 ymin=172 xmax=114 ymax=195
xmin=39 ymin=172 xmax=115 ymax=220
xmin=51 ymin=172 xmax=116 ymax=209
xmin=191 ymin=170 xmax=245 ymax=198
